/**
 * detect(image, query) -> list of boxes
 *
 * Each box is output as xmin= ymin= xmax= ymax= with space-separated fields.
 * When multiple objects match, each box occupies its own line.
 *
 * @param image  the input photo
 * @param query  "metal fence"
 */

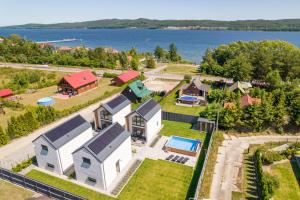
xmin=162 ymin=111 xmax=198 ymax=124
xmin=0 ymin=167 xmax=86 ymax=200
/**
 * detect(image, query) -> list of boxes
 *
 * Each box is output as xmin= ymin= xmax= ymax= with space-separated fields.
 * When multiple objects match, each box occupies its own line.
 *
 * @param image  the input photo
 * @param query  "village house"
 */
xmin=223 ymin=94 xmax=261 ymax=109
xmin=121 ymin=80 xmax=152 ymax=103
xmin=0 ymin=89 xmax=13 ymax=98
xmin=228 ymin=81 xmax=252 ymax=94
xmin=180 ymin=77 xmax=211 ymax=101
xmin=111 ymin=70 xmax=139 ymax=86
xmin=126 ymin=99 xmax=161 ymax=144
xmin=0 ymin=38 xmax=4 ymax=43
xmin=57 ymin=46 xmax=73 ymax=52
xmin=93 ymin=94 xmax=131 ymax=130
xmin=57 ymin=70 xmax=98 ymax=96
xmin=32 ymin=115 xmax=93 ymax=175
xmin=72 ymin=123 xmax=132 ymax=190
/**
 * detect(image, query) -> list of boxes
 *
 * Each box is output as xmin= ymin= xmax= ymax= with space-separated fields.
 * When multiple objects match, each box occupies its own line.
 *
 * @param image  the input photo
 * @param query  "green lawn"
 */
xmin=160 ymin=82 xmax=205 ymax=116
xmin=26 ymin=159 xmax=194 ymax=200
xmin=161 ymin=120 xmax=206 ymax=140
xmin=119 ymin=159 xmax=193 ymax=200
xmin=271 ymin=161 xmax=300 ymax=200
xmin=0 ymin=180 xmax=34 ymax=200
xmin=162 ymin=64 xmax=199 ymax=75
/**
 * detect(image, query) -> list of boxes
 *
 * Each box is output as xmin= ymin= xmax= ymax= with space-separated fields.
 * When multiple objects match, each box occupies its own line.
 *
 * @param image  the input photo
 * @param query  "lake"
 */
xmin=0 ymin=29 xmax=300 ymax=62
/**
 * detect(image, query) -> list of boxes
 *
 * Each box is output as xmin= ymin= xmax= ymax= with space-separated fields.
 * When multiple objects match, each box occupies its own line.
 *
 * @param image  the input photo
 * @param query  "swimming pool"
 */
xmin=37 ymin=97 xmax=55 ymax=106
xmin=177 ymin=95 xmax=199 ymax=102
xmin=165 ymin=136 xmax=201 ymax=157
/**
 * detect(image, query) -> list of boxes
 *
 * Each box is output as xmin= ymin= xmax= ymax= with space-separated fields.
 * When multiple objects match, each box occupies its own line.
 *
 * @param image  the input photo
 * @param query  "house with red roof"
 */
xmin=112 ymin=70 xmax=139 ymax=86
xmin=240 ymin=94 xmax=261 ymax=108
xmin=0 ymin=89 xmax=13 ymax=98
xmin=58 ymin=70 xmax=98 ymax=95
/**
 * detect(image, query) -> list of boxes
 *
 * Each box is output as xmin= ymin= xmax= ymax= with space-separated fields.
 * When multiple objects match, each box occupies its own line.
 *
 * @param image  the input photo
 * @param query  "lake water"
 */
xmin=0 ymin=29 xmax=300 ymax=62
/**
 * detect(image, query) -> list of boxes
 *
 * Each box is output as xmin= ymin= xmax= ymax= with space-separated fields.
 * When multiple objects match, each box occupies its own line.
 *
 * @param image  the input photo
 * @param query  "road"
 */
xmin=0 ymin=93 xmax=118 ymax=169
xmin=210 ymin=134 xmax=300 ymax=200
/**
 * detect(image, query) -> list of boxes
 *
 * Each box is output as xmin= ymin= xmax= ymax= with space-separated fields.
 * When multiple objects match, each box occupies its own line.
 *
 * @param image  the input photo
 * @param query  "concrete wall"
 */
xmin=33 ymin=137 xmax=62 ymax=174
xmin=112 ymin=104 xmax=131 ymax=128
xmin=146 ymin=109 xmax=162 ymax=143
xmin=58 ymin=127 xmax=94 ymax=173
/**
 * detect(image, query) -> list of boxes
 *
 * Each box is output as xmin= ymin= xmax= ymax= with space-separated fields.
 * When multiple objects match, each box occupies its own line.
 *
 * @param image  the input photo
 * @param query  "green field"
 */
xmin=162 ymin=64 xmax=199 ymax=75
xmin=26 ymin=159 xmax=194 ymax=200
xmin=271 ymin=161 xmax=300 ymax=200
xmin=160 ymin=82 xmax=205 ymax=116
xmin=0 ymin=180 xmax=34 ymax=200
xmin=160 ymin=120 xmax=206 ymax=140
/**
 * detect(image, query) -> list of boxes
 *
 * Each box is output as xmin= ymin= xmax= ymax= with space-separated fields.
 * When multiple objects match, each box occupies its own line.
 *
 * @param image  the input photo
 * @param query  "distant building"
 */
xmin=126 ymin=99 xmax=161 ymax=144
xmin=180 ymin=77 xmax=211 ymax=101
xmin=228 ymin=81 xmax=252 ymax=94
xmin=38 ymin=42 xmax=51 ymax=49
xmin=0 ymin=38 xmax=4 ymax=43
xmin=112 ymin=70 xmax=139 ymax=86
xmin=103 ymin=47 xmax=119 ymax=54
xmin=0 ymin=89 xmax=13 ymax=98
xmin=93 ymin=94 xmax=131 ymax=130
xmin=121 ymin=80 xmax=152 ymax=103
xmin=57 ymin=70 xmax=98 ymax=95
xmin=240 ymin=94 xmax=261 ymax=108
xmin=72 ymin=123 xmax=132 ymax=190
xmin=32 ymin=115 xmax=94 ymax=175
xmin=57 ymin=46 xmax=73 ymax=52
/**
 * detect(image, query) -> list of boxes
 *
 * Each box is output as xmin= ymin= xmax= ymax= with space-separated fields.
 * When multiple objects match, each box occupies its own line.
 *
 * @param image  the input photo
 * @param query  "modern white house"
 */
xmin=94 ymin=94 xmax=131 ymax=130
xmin=72 ymin=123 xmax=132 ymax=190
xmin=126 ymin=99 xmax=161 ymax=144
xmin=32 ymin=115 xmax=93 ymax=175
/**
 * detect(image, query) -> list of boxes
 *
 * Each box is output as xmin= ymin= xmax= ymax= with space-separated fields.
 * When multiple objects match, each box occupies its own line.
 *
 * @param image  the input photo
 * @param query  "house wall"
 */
xmin=102 ymin=137 xmax=132 ymax=189
xmin=73 ymin=148 xmax=106 ymax=189
xmin=112 ymin=104 xmax=131 ymax=128
xmin=33 ymin=137 xmax=62 ymax=174
xmin=145 ymin=109 xmax=162 ymax=143
xmin=77 ymin=82 xmax=98 ymax=94
xmin=58 ymin=127 xmax=94 ymax=173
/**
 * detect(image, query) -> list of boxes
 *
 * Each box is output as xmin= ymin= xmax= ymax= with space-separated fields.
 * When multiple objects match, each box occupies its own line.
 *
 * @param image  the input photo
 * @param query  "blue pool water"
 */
xmin=178 ymin=95 xmax=198 ymax=102
xmin=167 ymin=136 xmax=200 ymax=152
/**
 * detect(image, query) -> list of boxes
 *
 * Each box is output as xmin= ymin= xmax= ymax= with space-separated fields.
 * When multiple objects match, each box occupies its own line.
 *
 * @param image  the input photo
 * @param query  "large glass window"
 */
xmin=100 ymin=110 xmax=111 ymax=120
xmin=41 ymin=145 xmax=48 ymax=155
xmin=132 ymin=115 xmax=144 ymax=127
xmin=132 ymin=127 xmax=146 ymax=140
xmin=82 ymin=157 xmax=91 ymax=168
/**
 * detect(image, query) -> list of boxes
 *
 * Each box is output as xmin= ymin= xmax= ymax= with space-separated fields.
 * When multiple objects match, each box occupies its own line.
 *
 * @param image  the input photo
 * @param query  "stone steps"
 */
xmin=111 ymin=159 xmax=142 ymax=196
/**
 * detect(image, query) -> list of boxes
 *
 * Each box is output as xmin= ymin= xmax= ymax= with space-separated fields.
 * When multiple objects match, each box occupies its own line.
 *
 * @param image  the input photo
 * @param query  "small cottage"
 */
xmin=126 ymin=99 xmax=161 ymax=144
xmin=93 ymin=94 xmax=131 ymax=130
xmin=0 ymin=89 xmax=13 ymax=98
xmin=32 ymin=115 xmax=94 ymax=174
xmin=181 ymin=77 xmax=211 ymax=101
xmin=72 ymin=123 xmax=132 ymax=190
xmin=112 ymin=70 xmax=139 ymax=86
xmin=121 ymin=80 xmax=152 ymax=103
xmin=228 ymin=81 xmax=252 ymax=94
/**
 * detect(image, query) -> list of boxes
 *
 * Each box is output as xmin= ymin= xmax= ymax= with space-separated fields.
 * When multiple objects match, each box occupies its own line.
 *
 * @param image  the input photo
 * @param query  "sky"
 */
xmin=0 ymin=0 xmax=299 ymax=26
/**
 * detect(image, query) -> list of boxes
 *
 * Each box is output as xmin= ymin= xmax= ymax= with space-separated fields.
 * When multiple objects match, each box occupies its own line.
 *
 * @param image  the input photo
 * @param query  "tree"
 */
xmin=184 ymin=75 xmax=192 ymax=83
xmin=290 ymin=95 xmax=300 ymax=125
xmin=145 ymin=56 xmax=156 ymax=68
xmin=154 ymin=46 xmax=165 ymax=61
xmin=224 ymin=54 xmax=252 ymax=81
xmin=0 ymin=126 xmax=9 ymax=145
xmin=130 ymin=56 xmax=139 ymax=70
xmin=129 ymin=47 xmax=137 ymax=57
xmin=200 ymin=103 xmax=222 ymax=121
xmin=219 ymin=106 xmax=241 ymax=129
xmin=119 ymin=52 xmax=129 ymax=70
xmin=266 ymin=70 xmax=282 ymax=88
xmin=168 ymin=43 xmax=181 ymax=62
xmin=243 ymin=105 xmax=265 ymax=132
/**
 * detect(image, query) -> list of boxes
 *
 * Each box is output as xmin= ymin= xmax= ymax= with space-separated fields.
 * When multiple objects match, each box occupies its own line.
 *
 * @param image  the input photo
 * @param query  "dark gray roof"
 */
xmin=101 ymin=95 xmax=131 ymax=115
xmin=37 ymin=115 xmax=91 ymax=149
xmin=135 ymin=99 xmax=161 ymax=121
xmin=75 ymin=123 xmax=130 ymax=162
xmin=197 ymin=117 xmax=215 ymax=124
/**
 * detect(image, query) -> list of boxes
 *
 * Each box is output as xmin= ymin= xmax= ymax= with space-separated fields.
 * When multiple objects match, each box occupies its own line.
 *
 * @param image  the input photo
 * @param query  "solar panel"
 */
xmin=45 ymin=115 xmax=86 ymax=142
xmin=88 ymin=123 xmax=124 ymax=154
xmin=138 ymin=99 xmax=158 ymax=117
xmin=106 ymin=95 xmax=128 ymax=109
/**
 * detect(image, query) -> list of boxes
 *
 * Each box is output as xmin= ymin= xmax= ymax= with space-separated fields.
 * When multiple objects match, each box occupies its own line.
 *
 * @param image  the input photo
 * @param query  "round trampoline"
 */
xmin=37 ymin=97 xmax=55 ymax=106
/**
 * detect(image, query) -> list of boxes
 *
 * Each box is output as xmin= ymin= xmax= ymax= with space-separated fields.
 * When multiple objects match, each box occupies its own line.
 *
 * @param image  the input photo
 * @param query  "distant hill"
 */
xmin=3 ymin=18 xmax=300 ymax=31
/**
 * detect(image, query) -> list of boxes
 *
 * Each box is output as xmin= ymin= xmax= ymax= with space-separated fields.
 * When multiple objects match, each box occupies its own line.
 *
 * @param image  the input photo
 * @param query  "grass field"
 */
xmin=270 ymin=161 xmax=300 ymax=200
xmin=162 ymin=64 xmax=199 ymax=75
xmin=26 ymin=159 xmax=193 ymax=200
xmin=0 ymin=108 xmax=25 ymax=128
xmin=160 ymin=82 xmax=205 ymax=116
xmin=0 ymin=180 xmax=34 ymax=200
xmin=160 ymin=120 xmax=206 ymax=140
xmin=20 ymin=78 xmax=119 ymax=110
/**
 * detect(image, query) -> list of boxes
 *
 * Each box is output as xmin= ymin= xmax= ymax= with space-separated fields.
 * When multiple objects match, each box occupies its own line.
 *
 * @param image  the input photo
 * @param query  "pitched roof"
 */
xmin=128 ymin=80 xmax=152 ymax=98
xmin=240 ymin=94 xmax=261 ymax=107
xmin=62 ymin=70 xmax=97 ymax=89
xmin=134 ymin=99 xmax=161 ymax=121
xmin=33 ymin=115 xmax=91 ymax=149
xmin=229 ymin=81 xmax=252 ymax=93
xmin=101 ymin=95 xmax=131 ymax=115
xmin=0 ymin=89 xmax=13 ymax=98
xmin=74 ymin=123 xmax=130 ymax=162
xmin=116 ymin=70 xmax=139 ymax=83
xmin=187 ymin=77 xmax=211 ymax=92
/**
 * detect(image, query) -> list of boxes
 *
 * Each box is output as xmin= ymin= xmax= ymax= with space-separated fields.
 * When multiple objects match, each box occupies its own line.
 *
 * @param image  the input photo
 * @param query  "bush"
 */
xmin=11 ymin=156 xmax=36 ymax=172
xmin=0 ymin=126 xmax=9 ymax=146
xmin=261 ymin=150 xmax=284 ymax=164
xmin=103 ymin=72 xmax=118 ymax=78
xmin=184 ymin=75 xmax=192 ymax=83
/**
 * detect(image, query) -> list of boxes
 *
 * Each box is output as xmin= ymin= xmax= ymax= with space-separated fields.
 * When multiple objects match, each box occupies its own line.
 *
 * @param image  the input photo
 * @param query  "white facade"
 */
xmin=33 ymin=127 xmax=94 ymax=175
xmin=72 ymin=137 xmax=132 ymax=190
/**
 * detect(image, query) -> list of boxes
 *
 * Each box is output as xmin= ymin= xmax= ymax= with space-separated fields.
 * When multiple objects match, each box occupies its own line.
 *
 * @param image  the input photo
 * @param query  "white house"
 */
xmin=126 ymin=99 xmax=161 ymax=144
xmin=32 ymin=115 xmax=93 ymax=175
xmin=94 ymin=94 xmax=131 ymax=130
xmin=72 ymin=123 xmax=132 ymax=190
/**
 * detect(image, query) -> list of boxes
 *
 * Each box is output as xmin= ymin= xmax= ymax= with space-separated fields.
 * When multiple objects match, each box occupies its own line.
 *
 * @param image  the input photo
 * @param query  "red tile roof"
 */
xmin=116 ymin=70 xmax=139 ymax=83
xmin=0 ymin=89 xmax=13 ymax=98
xmin=241 ymin=94 xmax=261 ymax=107
xmin=62 ymin=70 xmax=98 ymax=89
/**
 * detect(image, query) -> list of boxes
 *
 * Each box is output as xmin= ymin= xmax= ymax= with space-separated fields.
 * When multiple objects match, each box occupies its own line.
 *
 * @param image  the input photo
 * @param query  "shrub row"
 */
xmin=11 ymin=156 xmax=36 ymax=172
